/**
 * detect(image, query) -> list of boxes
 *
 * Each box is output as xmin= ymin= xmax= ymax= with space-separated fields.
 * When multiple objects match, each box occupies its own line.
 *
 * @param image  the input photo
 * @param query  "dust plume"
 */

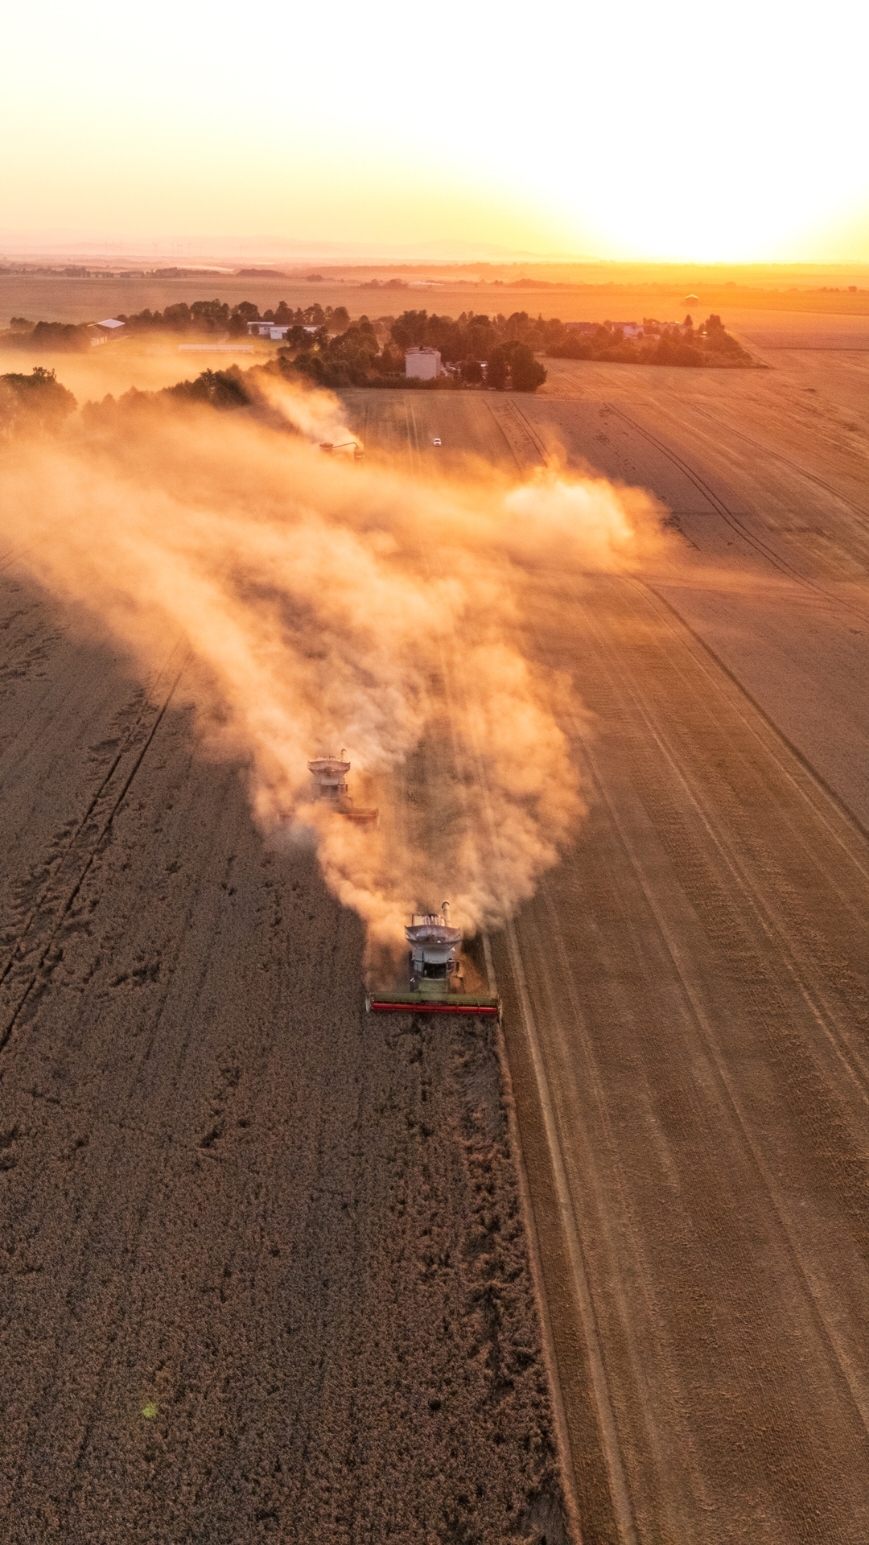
xmin=0 ymin=377 xmax=664 ymax=960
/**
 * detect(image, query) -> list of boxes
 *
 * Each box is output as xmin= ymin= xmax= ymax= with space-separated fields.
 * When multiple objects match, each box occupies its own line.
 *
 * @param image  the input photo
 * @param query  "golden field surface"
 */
xmin=341 ymin=348 xmax=869 ymax=1542
xmin=3 ymin=317 xmax=869 ymax=1541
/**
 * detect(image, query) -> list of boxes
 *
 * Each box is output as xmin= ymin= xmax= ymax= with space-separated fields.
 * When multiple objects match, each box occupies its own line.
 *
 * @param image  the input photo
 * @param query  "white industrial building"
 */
xmin=405 ymin=346 xmax=443 ymax=380
xmin=246 ymin=320 xmax=291 ymax=340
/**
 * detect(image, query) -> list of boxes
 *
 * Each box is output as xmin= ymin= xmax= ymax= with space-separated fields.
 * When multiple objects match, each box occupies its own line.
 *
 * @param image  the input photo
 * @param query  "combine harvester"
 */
xmin=307 ymin=753 xmax=379 ymax=825
xmin=319 ymin=439 xmax=363 ymax=460
xmin=366 ymin=904 xmax=501 ymax=1018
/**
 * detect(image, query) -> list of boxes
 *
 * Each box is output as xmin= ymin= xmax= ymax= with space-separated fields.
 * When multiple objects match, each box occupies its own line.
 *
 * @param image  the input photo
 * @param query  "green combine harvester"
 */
xmin=366 ymin=904 xmax=501 ymax=1018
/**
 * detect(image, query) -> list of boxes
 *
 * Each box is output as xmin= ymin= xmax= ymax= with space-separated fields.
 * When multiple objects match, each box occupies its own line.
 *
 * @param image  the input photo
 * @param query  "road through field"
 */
xmin=350 ymin=386 xmax=869 ymax=1542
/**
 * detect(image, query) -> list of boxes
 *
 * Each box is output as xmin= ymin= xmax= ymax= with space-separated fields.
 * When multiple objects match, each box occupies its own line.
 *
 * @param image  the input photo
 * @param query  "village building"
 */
xmin=88 ymin=318 xmax=125 ymax=345
xmin=246 ymin=320 xmax=291 ymax=340
xmin=405 ymin=346 xmax=443 ymax=380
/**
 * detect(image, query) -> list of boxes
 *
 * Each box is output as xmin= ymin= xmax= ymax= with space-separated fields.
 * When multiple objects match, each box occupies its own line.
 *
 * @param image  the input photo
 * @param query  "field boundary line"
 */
xmin=484 ymin=399 xmax=534 ymax=473
xmin=629 ymin=586 xmax=869 ymax=1106
xmin=503 ymin=915 xmax=639 ymax=1545
xmin=508 ymin=397 xmax=552 ymax=465
xmin=488 ymin=935 xmax=586 ymax=1545
xmin=607 ymin=404 xmax=857 ymax=600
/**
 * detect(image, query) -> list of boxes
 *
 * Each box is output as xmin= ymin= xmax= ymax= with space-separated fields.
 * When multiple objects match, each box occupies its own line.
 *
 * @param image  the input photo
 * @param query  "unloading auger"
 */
xmin=366 ymin=903 xmax=501 ymax=1018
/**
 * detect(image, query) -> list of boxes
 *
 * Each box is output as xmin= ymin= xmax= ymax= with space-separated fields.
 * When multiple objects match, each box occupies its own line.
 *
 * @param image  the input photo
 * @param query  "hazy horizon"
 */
xmin=3 ymin=0 xmax=867 ymax=266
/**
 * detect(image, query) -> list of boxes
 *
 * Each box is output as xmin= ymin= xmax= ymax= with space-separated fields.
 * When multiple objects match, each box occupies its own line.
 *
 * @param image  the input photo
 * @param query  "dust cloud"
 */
xmin=0 ymin=375 xmax=665 ymax=957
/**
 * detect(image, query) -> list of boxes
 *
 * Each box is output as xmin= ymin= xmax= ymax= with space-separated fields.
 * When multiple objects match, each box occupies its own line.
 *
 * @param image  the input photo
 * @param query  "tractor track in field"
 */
xmin=0 ymin=659 xmax=182 ymax=985
xmin=509 ymin=388 xmax=869 ymax=624
xmin=512 ymin=568 xmax=869 ymax=1538
xmin=684 ymin=402 xmax=869 ymax=525
xmin=343 ymin=384 xmax=869 ymax=1541
xmin=614 ymin=579 xmax=869 ymax=1099
xmin=605 ymin=405 xmax=869 ymax=622
xmin=0 ymin=661 xmax=187 ymax=1055
xmin=569 ymin=583 xmax=869 ymax=1423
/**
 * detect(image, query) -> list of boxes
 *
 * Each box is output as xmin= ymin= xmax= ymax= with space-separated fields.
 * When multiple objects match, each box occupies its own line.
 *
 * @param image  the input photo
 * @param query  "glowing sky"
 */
xmin=2 ymin=0 xmax=867 ymax=261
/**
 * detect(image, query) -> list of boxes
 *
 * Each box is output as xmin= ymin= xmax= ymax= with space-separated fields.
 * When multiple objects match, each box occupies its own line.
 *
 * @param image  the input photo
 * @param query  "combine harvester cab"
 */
xmin=367 ymin=905 xmax=501 ymax=1018
xmin=307 ymin=753 xmax=379 ymax=826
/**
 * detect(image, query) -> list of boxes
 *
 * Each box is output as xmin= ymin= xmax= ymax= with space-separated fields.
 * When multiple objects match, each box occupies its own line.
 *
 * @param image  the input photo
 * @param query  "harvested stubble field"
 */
xmin=4 ymin=316 xmax=869 ymax=1544
xmin=347 ymin=344 xmax=869 ymax=1543
xmin=0 ymin=609 xmax=568 ymax=1539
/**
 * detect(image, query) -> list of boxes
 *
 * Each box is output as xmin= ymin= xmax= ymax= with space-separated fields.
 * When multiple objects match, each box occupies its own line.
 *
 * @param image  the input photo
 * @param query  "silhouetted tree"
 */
xmin=0 ymin=366 xmax=77 ymax=433
xmin=29 ymin=321 xmax=90 ymax=351
xmin=510 ymin=344 xmax=547 ymax=392
xmin=163 ymin=368 xmax=251 ymax=408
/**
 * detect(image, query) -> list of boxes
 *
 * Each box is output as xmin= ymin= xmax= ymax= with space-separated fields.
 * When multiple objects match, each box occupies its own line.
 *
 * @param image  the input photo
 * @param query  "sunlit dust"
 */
xmin=0 ymin=372 xmax=669 ymax=961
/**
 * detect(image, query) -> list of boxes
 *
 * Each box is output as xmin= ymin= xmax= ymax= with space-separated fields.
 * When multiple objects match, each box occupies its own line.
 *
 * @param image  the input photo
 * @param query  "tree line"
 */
xmin=0 ymin=300 xmax=354 ymax=350
xmin=2 ymin=299 xmax=750 ymax=381
xmin=548 ymin=314 xmax=751 ymax=366
xmin=115 ymin=299 xmax=353 ymax=335
xmin=0 ymin=367 xmax=78 ymax=434
xmin=283 ymin=310 xmax=549 ymax=391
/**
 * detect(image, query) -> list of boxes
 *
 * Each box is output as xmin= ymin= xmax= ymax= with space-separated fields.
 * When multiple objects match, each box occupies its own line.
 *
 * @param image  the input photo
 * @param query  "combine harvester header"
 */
xmin=367 ymin=904 xmax=501 ymax=1018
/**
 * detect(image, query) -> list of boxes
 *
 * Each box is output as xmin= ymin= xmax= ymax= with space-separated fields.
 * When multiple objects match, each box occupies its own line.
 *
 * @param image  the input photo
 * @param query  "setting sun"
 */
xmin=1 ymin=0 xmax=866 ymax=260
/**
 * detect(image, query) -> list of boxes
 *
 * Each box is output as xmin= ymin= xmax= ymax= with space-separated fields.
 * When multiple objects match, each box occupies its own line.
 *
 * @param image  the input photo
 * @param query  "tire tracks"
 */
xmin=0 ymin=658 xmax=187 ymax=1056
xmin=554 ymin=580 xmax=869 ymax=1445
xmin=606 ymin=405 xmax=869 ymax=624
xmin=686 ymin=402 xmax=869 ymax=524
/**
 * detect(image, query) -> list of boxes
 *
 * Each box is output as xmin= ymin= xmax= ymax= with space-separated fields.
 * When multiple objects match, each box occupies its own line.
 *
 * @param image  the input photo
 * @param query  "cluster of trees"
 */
xmin=548 ymin=314 xmax=750 ymax=367
xmin=2 ymin=319 xmax=93 ymax=352
xmin=0 ymin=366 xmax=77 ymax=434
xmin=116 ymin=299 xmax=351 ymax=334
xmin=278 ymin=309 xmax=547 ymax=391
xmin=697 ymin=313 xmax=751 ymax=358
xmin=161 ymin=367 xmax=253 ymax=408
xmin=283 ymin=318 xmax=401 ymax=388
xmin=81 ymin=367 xmax=256 ymax=427
xmin=482 ymin=341 xmax=546 ymax=391
xmin=390 ymin=309 xmax=563 ymax=364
